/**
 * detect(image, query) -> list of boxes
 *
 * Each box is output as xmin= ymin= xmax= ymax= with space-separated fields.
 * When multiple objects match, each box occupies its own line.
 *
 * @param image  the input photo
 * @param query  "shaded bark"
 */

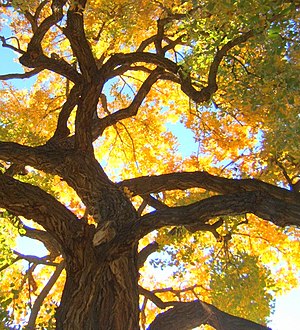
xmin=0 ymin=173 xmax=83 ymax=245
xmin=0 ymin=1 xmax=299 ymax=329
xmin=56 ymin=246 xmax=139 ymax=330
xmin=119 ymin=171 xmax=300 ymax=204
xmin=137 ymin=242 xmax=159 ymax=269
xmin=131 ymin=191 xmax=300 ymax=240
xmin=148 ymin=300 xmax=271 ymax=330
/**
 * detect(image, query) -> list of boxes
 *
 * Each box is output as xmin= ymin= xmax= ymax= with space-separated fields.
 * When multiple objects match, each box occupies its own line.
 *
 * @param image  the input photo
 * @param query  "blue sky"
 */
xmin=1 ymin=23 xmax=300 ymax=330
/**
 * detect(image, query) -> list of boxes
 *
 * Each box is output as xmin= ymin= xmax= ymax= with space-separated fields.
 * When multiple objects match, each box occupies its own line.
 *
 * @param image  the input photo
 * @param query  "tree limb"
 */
xmin=132 ymin=191 xmax=300 ymax=240
xmin=0 ymin=141 xmax=67 ymax=174
xmin=20 ymin=51 xmax=82 ymax=84
xmin=139 ymin=286 xmax=175 ymax=309
xmin=137 ymin=241 xmax=159 ymax=269
xmin=0 ymin=141 xmax=129 ymax=225
xmin=24 ymin=0 xmax=49 ymax=33
xmin=49 ymin=84 xmax=82 ymax=142
xmin=23 ymin=0 xmax=66 ymax=51
xmin=18 ymin=0 xmax=81 ymax=84
xmin=92 ymin=68 xmax=162 ymax=139
xmin=12 ymin=251 xmax=58 ymax=267
xmin=63 ymin=1 xmax=98 ymax=81
xmin=148 ymin=299 xmax=271 ymax=330
xmin=74 ymin=83 xmax=102 ymax=152
xmin=0 ymin=68 xmax=42 ymax=81
xmin=100 ymin=52 xmax=178 ymax=78
xmin=0 ymin=35 xmax=25 ymax=54
xmin=22 ymin=225 xmax=61 ymax=258
xmin=140 ymin=194 xmax=169 ymax=211
xmin=0 ymin=173 xmax=84 ymax=247
xmin=118 ymin=171 xmax=300 ymax=204
xmin=179 ymin=31 xmax=254 ymax=103
xmin=26 ymin=261 xmax=65 ymax=330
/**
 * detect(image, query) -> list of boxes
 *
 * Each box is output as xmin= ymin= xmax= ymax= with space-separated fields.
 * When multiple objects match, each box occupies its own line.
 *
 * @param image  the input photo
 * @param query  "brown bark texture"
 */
xmin=148 ymin=300 xmax=271 ymax=330
xmin=56 ymin=250 xmax=139 ymax=330
xmin=0 ymin=1 xmax=299 ymax=329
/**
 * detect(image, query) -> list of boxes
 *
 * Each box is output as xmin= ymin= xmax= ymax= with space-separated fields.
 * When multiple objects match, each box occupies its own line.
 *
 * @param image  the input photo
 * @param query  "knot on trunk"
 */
xmin=93 ymin=221 xmax=116 ymax=246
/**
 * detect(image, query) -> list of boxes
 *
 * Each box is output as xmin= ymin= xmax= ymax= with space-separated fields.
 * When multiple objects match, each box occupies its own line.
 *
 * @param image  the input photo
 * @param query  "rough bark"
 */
xmin=119 ymin=171 xmax=300 ymax=204
xmin=0 ymin=173 xmax=82 ymax=247
xmin=0 ymin=1 xmax=299 ymax=329
xmin=131 ymin=190 xmax=300 ymax=240
xmin=56 ymin=247 xmax=139 ymax=330
xmin=148 ymin=300 xmax=271 ymax=330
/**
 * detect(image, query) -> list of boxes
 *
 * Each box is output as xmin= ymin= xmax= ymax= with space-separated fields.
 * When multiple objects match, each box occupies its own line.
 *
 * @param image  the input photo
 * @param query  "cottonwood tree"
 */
xmin=0 ymin=0 xmax=299 ymax=329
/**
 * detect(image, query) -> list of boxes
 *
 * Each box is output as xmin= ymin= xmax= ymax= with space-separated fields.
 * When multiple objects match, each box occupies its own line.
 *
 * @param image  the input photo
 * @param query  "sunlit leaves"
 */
xmin=210 ymin=252 xmax=275 ymax=325
xmin=0 ymin=259 xmax=65 ymax=328
xmin=0 ymin=211 xmax=18 ymax=270
xmin=0 ymin=0 xmax=299 ymax=328
xmin=0 ymin=78 xmax=65 ymax=145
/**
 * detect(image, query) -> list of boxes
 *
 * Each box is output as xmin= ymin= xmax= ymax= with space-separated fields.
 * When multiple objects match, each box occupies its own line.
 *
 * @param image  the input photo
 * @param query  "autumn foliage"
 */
xmin=0 ymin=0 xmax=299 ymax=329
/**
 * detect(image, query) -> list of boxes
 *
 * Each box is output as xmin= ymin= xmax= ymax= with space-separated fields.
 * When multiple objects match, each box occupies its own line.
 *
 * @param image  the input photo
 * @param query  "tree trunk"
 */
xmin=56 ymin=246 xmax=139 ymax=330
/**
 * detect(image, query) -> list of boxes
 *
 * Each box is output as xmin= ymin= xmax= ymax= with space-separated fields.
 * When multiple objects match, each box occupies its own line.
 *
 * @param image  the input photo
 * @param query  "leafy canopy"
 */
xmin=0 ymin=0 xmax=299 ymax=329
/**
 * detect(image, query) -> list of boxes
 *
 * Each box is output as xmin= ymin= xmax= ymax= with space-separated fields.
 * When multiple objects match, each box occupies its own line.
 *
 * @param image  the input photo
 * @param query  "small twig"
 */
xmin=13 ymin=250 xmax=59 ymax=267
xmin=0 ymin=257 xmax=20 ymax=272
xmin=0 ymin=68 xmax=42 ymax=81
xmin=0 ymin=36 xmax=25 ymax=54
xmin=212 ymin=100 xmax=244 ymax=127
xmin=137 ymin=199 xmax=148 ymax=217
xmin=139 ymin=286 xmax=176 ymax=309
xmin=26 ymin=261 xmax=65 ymax=329
xmin=275 ymin=158 xmax=294 ymax=190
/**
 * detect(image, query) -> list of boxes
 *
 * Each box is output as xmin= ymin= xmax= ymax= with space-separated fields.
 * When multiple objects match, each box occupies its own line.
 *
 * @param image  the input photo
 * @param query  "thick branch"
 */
xmin=139 ymin=286 xmax=175 ymax=309
xmin=63 ymin=1 xmax=98 ymax=81
xmin=137 ymin=35 xmax=158 ymax=52
xmin=74 ymin=83 xmax=101 ymax=152
xmin=50 ymin=84 xmax=82 ymax=142
xmin=26 ymin=0 xmax=67 ymax=50
xmin=24 ymin=0 xmax=49 ymax=33
xmin=99 ymin=30 xmax=255 ymax=107
xmin=23 ymin=225 xmax=61 ymax=258
xmin=18 ymin=1 xmax=81 ymax=83
xmin=132 ymin=191 xmax=300 ymax=240
xmin=148 ymin=299 xmax=271 ymax=330
xmin=101 ymin=52 xmax=178 ymax=77
xmin=140 ymin=194 xmax=169 ymax=211
xmin=13 ymin=251 xmax=58 ymax=267
xmin=0 ymin=142 xmax=129 ymax=224
xmin=208 ymin=31 xmax=254 ymax=90
xmin=119 ymin=171 xmax=300 ymax=205
xmin=0 ymin=173 xmax=84 ymax=246
xmin=137 ymin=241 xmax=159 ymax=269
xmin=20 ymin=53 xmax=81 ymax=83
xmin=179 ymin=31 xmax=254 ymax=103
xmin=0 ymin=142 xmax=67 ymax=174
